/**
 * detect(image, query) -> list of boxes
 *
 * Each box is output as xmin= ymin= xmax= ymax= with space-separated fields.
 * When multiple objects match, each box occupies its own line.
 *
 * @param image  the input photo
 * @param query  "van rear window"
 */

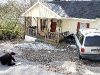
xmin=84 ymin=36 xmax=100 ymax=46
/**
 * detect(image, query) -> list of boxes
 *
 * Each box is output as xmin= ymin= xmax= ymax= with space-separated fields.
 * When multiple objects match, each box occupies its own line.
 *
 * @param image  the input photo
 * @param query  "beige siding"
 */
xmin=61 ymin=19 xmax=98 ymax=34
xmin=25 ymin=5 xmax=39 ymax=17
xmin=32 ymin=17 xmax=100 ymax=34
xmin=95 ymin=19 xmax=100 ymax=31
xmin=32 ymin=17 xmax=37 ymax=26
xmin=22 ymin=2 xmax=60 ymax=18
xmin=61 ymin=19 xmax=70 ymax=33
xmin=39 ymin=5 xmax=60 ymax=18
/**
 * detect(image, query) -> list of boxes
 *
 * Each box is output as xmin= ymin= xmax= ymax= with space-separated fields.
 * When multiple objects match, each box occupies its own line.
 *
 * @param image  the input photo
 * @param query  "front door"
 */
xmin=51 ymin=22 xmax=56 ymax=32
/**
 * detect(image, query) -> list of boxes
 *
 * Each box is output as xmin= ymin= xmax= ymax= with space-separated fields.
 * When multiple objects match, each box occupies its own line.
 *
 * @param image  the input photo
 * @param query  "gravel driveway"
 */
xmin=0 ymin=40 xmax=100 ymax=75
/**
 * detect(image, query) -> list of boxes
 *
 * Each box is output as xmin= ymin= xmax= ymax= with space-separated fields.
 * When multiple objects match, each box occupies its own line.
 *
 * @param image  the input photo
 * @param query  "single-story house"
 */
xmin=22 ymin=1 xmax=100 ymax=42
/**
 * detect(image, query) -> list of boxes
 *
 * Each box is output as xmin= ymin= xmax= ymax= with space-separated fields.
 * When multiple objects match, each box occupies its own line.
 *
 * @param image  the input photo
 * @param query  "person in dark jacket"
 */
xmin=0 ymin=52 xmax=16 ymax=66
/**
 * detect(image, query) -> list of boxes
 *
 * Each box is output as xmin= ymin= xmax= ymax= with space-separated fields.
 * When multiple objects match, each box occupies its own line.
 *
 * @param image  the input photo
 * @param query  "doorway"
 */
xmin=50 ymin=19 xmax=56 ymax=32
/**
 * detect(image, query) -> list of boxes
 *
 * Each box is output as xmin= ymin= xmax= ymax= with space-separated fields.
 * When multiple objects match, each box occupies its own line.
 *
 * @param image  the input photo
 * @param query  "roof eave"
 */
xmin=60 ymin=17 xmax=96 ymax=21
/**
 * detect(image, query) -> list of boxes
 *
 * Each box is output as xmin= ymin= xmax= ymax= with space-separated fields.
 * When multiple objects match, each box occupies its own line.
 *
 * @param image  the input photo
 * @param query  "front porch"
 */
xmin=27 ymin=27 xmax=70 ymax=43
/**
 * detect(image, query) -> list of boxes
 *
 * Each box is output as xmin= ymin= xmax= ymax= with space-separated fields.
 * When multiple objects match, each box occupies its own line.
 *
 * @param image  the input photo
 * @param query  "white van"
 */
xmin=74 ymin=28 xmax=100 ymax=60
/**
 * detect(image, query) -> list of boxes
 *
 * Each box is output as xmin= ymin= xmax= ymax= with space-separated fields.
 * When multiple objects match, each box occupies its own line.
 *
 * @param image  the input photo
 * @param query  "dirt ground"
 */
xmin=0 ymin=40 xmax=100 ymax=75
xmin=18 ymin=41 xmax=100 ymax=75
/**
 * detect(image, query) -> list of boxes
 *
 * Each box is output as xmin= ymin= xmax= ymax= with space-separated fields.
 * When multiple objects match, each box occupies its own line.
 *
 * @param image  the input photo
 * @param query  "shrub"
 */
xmin=0 ymin=29 xmax=20 ymax=40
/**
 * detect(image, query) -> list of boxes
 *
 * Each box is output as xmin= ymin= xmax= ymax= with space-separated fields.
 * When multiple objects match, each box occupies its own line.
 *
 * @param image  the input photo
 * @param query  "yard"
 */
xmin=0 ymin=37 xmax=100 ymax=75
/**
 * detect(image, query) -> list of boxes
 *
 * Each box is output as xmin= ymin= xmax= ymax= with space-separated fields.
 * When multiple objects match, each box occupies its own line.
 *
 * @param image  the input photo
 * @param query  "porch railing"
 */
xmin=45 ymin=32 xmax=59 ymax=42
xmin=45 ymin=31 xmax=69 ymax=43
xmin=28 ymin=27 xmax=70 ymax=43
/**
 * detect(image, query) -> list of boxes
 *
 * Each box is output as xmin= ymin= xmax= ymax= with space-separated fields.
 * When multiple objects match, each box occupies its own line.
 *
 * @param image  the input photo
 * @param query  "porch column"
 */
xmin=57 ymin=19 xmax=62 ymax=43
xmin=57 ymin=32 xmax=59 ymax=43
xmin=36 ymin=17 xmax=38 ymax=36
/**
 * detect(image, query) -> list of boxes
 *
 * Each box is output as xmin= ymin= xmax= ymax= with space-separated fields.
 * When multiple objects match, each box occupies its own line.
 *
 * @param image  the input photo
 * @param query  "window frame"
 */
xmin=76 ymin=31 xmax=84 ymax=45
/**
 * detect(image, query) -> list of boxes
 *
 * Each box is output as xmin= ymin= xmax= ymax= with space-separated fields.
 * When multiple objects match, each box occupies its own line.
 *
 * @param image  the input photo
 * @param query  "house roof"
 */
xmin=43 ymin=2 xmax=68 ymax=18
xmin=47 ymin=1 xmax=100 ymax=19
xmin=22 ymin=1 xmax=100 ymax=19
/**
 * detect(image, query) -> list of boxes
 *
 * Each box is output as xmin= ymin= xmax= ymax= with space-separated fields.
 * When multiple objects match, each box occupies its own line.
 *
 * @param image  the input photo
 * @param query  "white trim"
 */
xmin=22 ymin=2 xmax=61 ymax=18
xmin=59 ymin=17 xmax=96 ymax=21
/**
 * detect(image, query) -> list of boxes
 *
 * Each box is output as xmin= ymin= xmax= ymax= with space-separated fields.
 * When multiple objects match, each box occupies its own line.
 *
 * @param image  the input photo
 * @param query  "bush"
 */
xmin=0 ymin=30 xmax=3 ymax=40
xmin=0 ymin=29 xmax=20 ymax=40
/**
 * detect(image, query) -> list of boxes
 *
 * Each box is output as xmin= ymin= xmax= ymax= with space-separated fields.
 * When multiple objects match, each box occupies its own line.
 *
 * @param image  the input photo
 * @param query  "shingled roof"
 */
xmin=43 ymin=1 xmax=100 ymax=19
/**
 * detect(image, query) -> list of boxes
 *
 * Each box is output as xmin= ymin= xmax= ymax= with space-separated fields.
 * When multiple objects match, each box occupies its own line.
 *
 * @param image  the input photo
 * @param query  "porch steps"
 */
xmin=43 ymin=39 xmax=58 ymax=45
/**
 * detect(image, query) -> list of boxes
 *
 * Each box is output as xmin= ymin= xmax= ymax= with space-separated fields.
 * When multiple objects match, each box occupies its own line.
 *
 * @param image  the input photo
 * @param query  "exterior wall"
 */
xmin=37 ymin=18 xmax=57 ymax=33
xmin=31 ymin=17 xmax=100 ymax=34
xmin=23 ymin=3 xmax=60 ymax=18
xmin=62 ymin=19 xmax=97 ymax=34
xmin=25 ymin=6 xmax=39 ymax=17
xmin=32 ymin=17 xmax=37 ymax=26
xmin=95 ymin=18 xmax=100 ymax=31
xmin=61 ymin=19 xmax=70 ymax=33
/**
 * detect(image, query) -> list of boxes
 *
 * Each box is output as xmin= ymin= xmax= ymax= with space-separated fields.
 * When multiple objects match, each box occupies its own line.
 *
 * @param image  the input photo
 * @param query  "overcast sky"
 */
xmin=0 ymin=0 xmax=25 ymax=3
xmin=0 ymin=0 xmax=8 ymax=3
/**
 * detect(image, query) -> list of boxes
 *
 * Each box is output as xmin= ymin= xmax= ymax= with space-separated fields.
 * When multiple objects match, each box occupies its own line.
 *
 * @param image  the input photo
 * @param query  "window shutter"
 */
xmin=87 ymin=23 xmax=90 ymax=28
xmin=77 ymin=22 xmax=80 ymax=31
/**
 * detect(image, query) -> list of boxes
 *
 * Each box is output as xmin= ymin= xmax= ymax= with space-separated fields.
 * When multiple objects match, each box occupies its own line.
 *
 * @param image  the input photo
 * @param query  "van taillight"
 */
xmin=81 ymin=48 xmax=85 ymax=52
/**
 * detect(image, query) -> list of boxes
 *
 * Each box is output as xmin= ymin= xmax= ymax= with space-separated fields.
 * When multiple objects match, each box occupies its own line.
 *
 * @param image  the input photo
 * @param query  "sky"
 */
xmin=0 ymin=0 xmax=8 ymax=3
xmin=0 ymin=0 xmax=33 ymax=5
xmin=0 ymin=0 xmax=24 ymax=4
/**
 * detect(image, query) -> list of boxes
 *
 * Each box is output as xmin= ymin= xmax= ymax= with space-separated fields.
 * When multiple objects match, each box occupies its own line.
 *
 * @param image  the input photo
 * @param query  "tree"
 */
xmin=0 ymin=0 xmax=25 ymax=30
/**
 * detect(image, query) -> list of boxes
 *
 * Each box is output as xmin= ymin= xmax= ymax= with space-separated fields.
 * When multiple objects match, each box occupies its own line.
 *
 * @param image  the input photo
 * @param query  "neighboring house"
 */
xmin=22 ymin=1 xmax=100 ymax=42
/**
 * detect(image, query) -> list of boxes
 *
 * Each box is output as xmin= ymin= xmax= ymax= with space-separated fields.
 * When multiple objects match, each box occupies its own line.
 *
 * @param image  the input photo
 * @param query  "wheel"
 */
xmin=77 ymin=46 xmax=82 ymax=59
xmin=78 ymin=52 xmax=82 ymax=59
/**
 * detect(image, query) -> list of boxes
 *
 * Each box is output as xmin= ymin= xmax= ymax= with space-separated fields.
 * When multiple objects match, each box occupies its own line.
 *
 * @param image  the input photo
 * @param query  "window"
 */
xmin=84 ymin=36 xmax=100 ymax=46
xmin=76 ymin=31 xmax=80 ymax=39
xmin=76 ymin=31 xmax=84 ymax=45
xmin=42 ymin=19 xmax=47 ymax=30
xmin=77 ymin=22 xmax=90 ymax=31
xmin=79 ymin=34 xmax=84 ymax=45
xmin=80 ymin=23 xmax=87 ymax=29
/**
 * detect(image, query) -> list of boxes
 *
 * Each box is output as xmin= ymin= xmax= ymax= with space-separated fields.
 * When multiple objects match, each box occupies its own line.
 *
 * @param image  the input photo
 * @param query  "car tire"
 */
xmin=77 ymin=46 xmax=83 ymax=59
xmin=78 ymin=52 xmax=82 ymax=59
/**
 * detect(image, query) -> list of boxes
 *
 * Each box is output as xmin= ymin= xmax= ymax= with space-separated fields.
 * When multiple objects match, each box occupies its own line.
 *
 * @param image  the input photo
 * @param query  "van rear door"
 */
xmin=83 ymin=36 xmax=100 ymax=54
